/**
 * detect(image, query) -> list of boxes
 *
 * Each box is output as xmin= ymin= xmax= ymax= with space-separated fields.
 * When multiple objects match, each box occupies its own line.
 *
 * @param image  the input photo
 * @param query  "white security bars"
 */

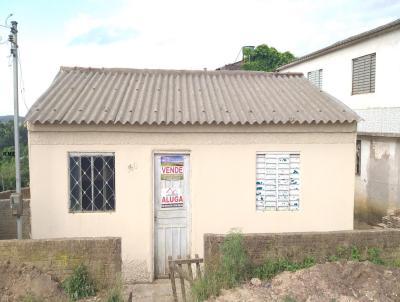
xmin=256 ymin=152 xmax=300 ymax=211
xmin=69 ymin=153 xmax=115 ymax=212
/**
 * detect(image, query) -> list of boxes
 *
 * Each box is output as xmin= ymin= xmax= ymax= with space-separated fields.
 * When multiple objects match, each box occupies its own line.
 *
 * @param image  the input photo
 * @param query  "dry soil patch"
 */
xmin=210 ymin=261 xmax=400 ymax=302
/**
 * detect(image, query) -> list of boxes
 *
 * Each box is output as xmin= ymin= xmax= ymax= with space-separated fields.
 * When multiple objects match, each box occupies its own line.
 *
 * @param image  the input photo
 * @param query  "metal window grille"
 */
xmin=69 ymin=153 xmax=115 ymax=212
xmin=256 ymin=152 xmax=300 ymax=211
xmin=352 ymin=53 xmax=376 ymax=95
xmin=307 ymin=69 xmax=323 ymax=89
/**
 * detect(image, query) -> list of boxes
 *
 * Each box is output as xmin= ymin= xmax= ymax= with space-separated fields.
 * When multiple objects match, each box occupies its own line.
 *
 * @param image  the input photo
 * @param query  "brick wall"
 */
xmin=0 ymin=187 xmax=30 ymax=199
xmin=0 ymin=237 xmax=121 ymax=287
xmin=204 ymin=230 xmax=400 ymax=265
xmin=0 ymin=199 xmax=31 ymax=239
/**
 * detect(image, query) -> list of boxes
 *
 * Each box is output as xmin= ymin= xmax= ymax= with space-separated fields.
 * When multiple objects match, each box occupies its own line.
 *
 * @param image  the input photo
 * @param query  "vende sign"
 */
xmin=161 ymin=166 xmax=183 ymax=174
xmin=160 ymin=155 xmax=184 ymax=180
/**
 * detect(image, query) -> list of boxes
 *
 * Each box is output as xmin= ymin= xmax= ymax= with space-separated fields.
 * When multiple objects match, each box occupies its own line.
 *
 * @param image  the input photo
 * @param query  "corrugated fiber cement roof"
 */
xmin=26 ymin=67 xmax=358 ymax=125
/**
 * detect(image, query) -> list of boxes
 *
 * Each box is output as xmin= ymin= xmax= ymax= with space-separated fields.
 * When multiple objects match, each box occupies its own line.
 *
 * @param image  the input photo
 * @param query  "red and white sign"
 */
xmin=161 ymin=187 xmax=184 ymax=208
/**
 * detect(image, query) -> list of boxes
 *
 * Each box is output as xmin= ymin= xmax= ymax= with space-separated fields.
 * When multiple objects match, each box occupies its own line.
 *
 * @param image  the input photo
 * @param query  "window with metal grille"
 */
xmin=307 ymin=69 xmax=323 ymax=89
xmin=352 ymin=53 xmax=376 ymax=95
xmin=69 ymin=153 xmax=115 ymax=212
xmin=256 ymin=152 xmax=300 ymax=211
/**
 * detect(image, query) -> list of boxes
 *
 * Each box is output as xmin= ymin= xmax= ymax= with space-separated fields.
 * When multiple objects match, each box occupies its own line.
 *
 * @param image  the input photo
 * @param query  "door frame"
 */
xmin=152 ymin=150 xmax=191 ymax=279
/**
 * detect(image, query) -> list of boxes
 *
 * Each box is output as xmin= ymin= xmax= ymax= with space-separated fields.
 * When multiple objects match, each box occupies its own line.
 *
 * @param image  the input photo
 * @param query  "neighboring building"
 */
xmin=26 ymin=67 xmax=358 ymax=282
xmin=277 ymin=19 xmax=400 ymax=224
xmin=277 ymin=18 xmax=400 ymax=109
xmin=216 ymin=60 xmax=243 ymax=70
xmin=354 ymin=107 xmax=400 ymax=223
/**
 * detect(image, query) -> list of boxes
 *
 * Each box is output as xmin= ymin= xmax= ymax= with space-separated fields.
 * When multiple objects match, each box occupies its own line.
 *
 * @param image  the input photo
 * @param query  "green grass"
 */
xmin=253 ymin=256 xmax=316 ymax=280
xmin=102 ymin=278 xmax=124 ymax=302
xmin=62 ymin=264 xmax=96 ymax=301
xmin=191 ymin=232 xmax=316 ymax=301
xmin=191 ymin=233 xmax=398 ymax=302
xmin=282 ymin=296 xmax=297 ymax=302
xmin=21 ymin=293 xmax=42 ymax=302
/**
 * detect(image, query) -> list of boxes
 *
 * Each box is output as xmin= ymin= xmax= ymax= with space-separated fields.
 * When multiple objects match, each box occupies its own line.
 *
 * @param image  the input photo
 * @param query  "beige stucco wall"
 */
xmin=28 ymin=123 xmax=356 ymax=282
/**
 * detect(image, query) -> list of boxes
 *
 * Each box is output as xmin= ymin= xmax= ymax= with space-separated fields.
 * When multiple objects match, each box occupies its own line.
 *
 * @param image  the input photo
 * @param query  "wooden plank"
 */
xmin=195 ymin=254 xmax=202 ymax=279
xmin=168 ymin=256 xmax=178 ymax=302
xmin=177 ymin=256 xmax=187 ymax=302
xmin=187 ymin=254 xmax=194 ymax=282
xmin=172 ymin=258 xmax=204 ymax=265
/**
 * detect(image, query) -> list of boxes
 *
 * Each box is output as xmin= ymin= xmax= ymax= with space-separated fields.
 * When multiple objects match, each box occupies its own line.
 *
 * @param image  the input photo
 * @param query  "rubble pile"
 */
xmin=381 ymin=209 xmax=400 ymax=228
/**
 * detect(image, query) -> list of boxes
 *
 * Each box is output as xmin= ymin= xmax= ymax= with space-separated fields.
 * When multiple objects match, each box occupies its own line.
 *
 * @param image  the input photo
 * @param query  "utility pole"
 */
xmin=8 ymin=20 xmax=23 ymax=240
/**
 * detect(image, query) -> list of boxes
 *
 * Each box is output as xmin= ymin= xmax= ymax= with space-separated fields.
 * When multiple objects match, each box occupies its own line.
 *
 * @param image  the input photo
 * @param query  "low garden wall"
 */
xmin=0 ymin=199 xmax=31 ymax=239
xmin=0 ymin=237 xmax=121 ymax=287
xmin=204 ymin=229 xmax=400 ymax=265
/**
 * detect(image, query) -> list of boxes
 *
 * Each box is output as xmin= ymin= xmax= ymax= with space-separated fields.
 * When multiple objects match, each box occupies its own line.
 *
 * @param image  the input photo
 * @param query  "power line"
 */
xmin=17 ymin=48 xmax=28 ymax=111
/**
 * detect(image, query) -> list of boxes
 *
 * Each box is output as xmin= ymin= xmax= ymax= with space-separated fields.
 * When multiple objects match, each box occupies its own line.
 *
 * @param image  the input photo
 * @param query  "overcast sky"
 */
xmin=0 ymin=0 xmax=399 ymax=116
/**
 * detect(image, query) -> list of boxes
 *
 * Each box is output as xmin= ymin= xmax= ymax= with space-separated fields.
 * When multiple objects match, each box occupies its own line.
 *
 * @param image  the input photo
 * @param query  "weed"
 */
xmin=328 ymin=255 xmax=338 ymax=262
xmin=282 ymin=295 xmax=297 ymax=302
xmin=218 ymin=232 xmax=251 ymax=287
xmin=21 ymin=293 xmax=42 ymax=302
xmin=252 ymin=256 xmax=315 ymax=280
xmin=191 ymin=269 xmax=222 ymax=302
xmin=389 ymin=259 xmax=400 ymax=267
xmin=192 ymin=231 xmax=250 ymax=301
xmin=335 ymin=246 xmax=348 ymax=259
xmin=62 ymin=264 xmax=96 ymax=301
xmin=351 ymin=246 xmax=361 ymax=261
xmin=367 ymin=248 xmax=385 ymax=265
xmin=102 ymin=278 xmax=124 ymax=302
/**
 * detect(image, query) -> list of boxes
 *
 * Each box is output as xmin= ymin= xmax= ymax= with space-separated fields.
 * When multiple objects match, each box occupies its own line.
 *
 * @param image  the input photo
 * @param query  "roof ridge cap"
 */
xmin=58 ymin=66 xmax=303 ymax=77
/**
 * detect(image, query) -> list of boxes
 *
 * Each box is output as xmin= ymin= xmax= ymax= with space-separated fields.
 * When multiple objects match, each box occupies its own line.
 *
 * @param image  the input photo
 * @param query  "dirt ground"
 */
xmin=3 ymin=260 xmax=400 ymax=302
xmin=210 ymin=261 xmax=400 ymax=302
xmin=0 ymin=261 xmax=68 ymax=302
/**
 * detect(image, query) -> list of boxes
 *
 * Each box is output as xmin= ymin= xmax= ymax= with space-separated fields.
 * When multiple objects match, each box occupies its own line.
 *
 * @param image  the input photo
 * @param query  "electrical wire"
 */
xmin=234 ymin=47 xmax=242 ymax=63
xmin=17 ymin=48 xmax=28 ymax=111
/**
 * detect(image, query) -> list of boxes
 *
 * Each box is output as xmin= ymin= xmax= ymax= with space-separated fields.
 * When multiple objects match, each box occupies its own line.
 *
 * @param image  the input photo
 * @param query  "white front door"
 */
xmin=154 ymin=153 xmax=190 ymax=277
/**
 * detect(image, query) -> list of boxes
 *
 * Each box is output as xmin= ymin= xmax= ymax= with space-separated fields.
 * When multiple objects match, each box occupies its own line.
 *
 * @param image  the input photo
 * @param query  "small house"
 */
xmin=26 ymin=67 xmax=358 ymax=282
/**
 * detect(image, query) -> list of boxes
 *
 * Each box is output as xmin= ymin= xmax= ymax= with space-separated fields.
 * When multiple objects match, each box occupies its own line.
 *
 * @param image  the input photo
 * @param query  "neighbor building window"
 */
xmin=69 ymin=153 xmax=115 ymax=212
xmin=256 ymin=152 xmax=300 ymax=211
xmin=352 ymin=53 xmax=376 ymax=95
xmin=355 ymin=140 xmax=361 ymax=175
xmin=307 ymin=69 xmax=323 ymax=89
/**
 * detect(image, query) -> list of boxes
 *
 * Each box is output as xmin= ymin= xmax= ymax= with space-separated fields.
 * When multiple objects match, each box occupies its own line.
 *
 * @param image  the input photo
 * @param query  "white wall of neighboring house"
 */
xmin=280 ymin=29 xmax=400 ymax=109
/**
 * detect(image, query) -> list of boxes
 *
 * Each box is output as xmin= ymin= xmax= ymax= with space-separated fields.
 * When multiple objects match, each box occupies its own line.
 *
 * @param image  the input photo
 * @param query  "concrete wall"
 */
xmin=279 ymin=29 xmax=400 ymax=109
xmin=0 ymin=187 xmax=30 ymax=199
xmin=355 ymin=135 xmax=400 ymax=223
xmin=0 ymin=237 xmax=121 ymax=287
xmin=28 ymin=123 xmax=357 ymax=282
xmin=0 ymin=199 xmax=31 ymax=239
xmin=204 ymin=230 xmax=400 ymax=265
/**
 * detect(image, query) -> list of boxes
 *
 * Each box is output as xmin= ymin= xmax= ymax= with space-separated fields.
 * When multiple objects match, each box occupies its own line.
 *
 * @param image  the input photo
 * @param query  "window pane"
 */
xmin=104 ymin=156 xmax=115 ymax=210
xmin=352 ymin=53 xmax=376 ymax=95
xmin=93 ymin=156 xmax=105 ymax=210
xmin=256 ymin=153 xmax=300 ymax=211
xmin=80 ymin=156 xmax=93 ymax=211
xmin=69 ymin=157 xmax=81 ymax=211
xmin=69 ymin=153 xmax=115 ymax=212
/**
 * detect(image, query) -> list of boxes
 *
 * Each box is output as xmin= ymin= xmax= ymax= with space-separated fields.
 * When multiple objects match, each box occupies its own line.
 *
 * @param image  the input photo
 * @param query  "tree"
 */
xmin=0 ymin=120 xmax=29 ymax=191
xmin=241 ymin=44 xmax=295 ymax=72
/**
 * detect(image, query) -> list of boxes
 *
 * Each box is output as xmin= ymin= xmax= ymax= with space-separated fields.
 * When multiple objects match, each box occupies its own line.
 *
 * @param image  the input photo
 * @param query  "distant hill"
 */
xmin=0 ymin=115 xmax=24 ymax=122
